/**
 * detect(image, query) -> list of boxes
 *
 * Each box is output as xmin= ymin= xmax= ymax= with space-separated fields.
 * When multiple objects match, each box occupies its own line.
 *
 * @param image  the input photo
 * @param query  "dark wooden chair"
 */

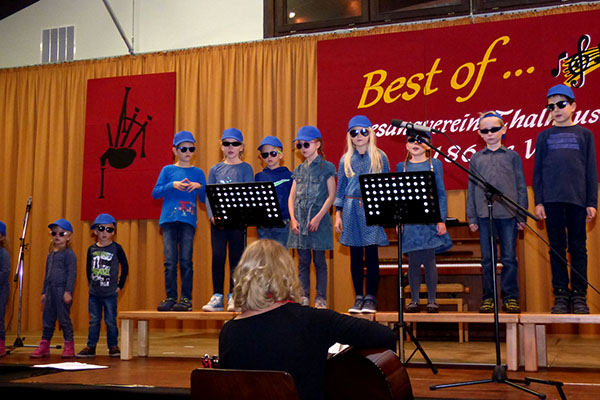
xmin=191 ymin=368 xmax=300 ymax=400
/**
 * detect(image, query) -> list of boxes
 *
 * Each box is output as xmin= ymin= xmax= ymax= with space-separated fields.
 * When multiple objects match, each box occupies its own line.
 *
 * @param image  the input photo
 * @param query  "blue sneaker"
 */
xmin=202 ymin=294 xmax=224 ymax=312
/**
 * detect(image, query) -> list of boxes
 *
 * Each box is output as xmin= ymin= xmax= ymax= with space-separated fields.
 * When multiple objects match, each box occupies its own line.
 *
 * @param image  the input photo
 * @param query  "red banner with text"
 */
xmin=317 ymin=10 xmax=600 ymax=190
xmin=81 ymin=72 xmax=176 ymax=221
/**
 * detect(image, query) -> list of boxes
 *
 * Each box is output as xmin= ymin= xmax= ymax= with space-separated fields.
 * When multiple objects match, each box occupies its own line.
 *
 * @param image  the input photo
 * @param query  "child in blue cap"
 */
xmin=77 ymin=213 xmax=129 ymax=358
xmin=203 ymin=128 xmax=254 ymax=312
xmin=0 ymin=221 xmax=8 ymax=357
xmin=31 ymin=218 xmax=77 ymax=358
xmin=533 ymin=84 xmax=598 ymax=314
xmin=334 ymin=115 xmax=390 ymax=314
xmin=255 ymin=135 xmax=293 ymax=247
xmin=288 ymin=126 xmax=336 ymax=309
xmin=153 ymin=130 xmax=207 ymax=312
xmin=467 ymin=111 xmax=528 ymax=314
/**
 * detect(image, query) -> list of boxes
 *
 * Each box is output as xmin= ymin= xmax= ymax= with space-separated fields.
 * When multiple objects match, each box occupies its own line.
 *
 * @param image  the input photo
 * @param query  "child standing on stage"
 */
xmin=334 ymin=115 xmax=389 ymax=314
xmin=30 ymin=219 xmax=77 ymax=358
xmin=533 ymin=84 xmax=597 ymax=314
xmin=153 ymin=130 xmax=206 ymax=312
xmin=467 ymin=111 xmax=528 ymax=314
xmin=203 ymin=128 xmax=254 ymax=312
xmin=255 ymin=136 xmax=293 ymax=247
xmin=0 ymin=221 xmax=8 ymax=357
xmin=288 ymin=126 xmax=336 ymax=309
xmin=77 ymin=214 xmax=129 ymax=358
xmin=397 ymin=132 xmax=452 ymax=313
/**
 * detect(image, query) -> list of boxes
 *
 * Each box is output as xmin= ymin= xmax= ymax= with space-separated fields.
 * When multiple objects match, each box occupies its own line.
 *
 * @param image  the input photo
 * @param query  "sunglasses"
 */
xmin=407 ymin=137 xmax=424 ymax=144
xmin=295 ymin=142 xmax=312 ymax=149
xmin=546 ymin=100 xmax=571 ymax=111
xmin=349 ymin=128 xmax=370 ymax=138
xmin=260 ymin=150 xmax=280 ymax=159
xmin=479 ymin=126 xmax=503 ymax=134
xmin=177 ymin=146 xmax=195 ymax=153
xmin=96 ymin=225 xmax=115 ymax=233
xmin=51 ymin=231 xmax=69 ymax=237
xmin=222 ymin=141 xmax=242 ymax=147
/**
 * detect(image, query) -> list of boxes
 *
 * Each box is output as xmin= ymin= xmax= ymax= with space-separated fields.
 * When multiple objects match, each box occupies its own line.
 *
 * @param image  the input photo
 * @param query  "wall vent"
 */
xmin=41 ymin=25 xmax=75 ymax=64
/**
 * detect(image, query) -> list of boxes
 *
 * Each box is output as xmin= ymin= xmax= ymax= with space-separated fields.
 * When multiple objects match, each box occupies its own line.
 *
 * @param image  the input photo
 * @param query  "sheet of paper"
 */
xmin=33 ymin=362 xmax=109 ymax=370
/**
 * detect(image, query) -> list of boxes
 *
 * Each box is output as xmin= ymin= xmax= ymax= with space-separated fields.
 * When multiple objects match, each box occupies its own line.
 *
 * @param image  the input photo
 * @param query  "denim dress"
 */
xmin=396 ymin=158 xmax=452 ymax=254
xmin=334 ymin=149 xmax=390 ymax=247
xmin=287 ymin=155 xmax=336 ymax=251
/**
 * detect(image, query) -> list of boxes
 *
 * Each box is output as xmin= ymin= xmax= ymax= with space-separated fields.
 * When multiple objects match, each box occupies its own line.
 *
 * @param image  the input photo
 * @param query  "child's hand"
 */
xmin=173 ymin=178 xmax=190 ymax=191
xmin=335 ymin=213 xmax=343 ymax=234
xmin=308 ymin=214 xmax=323 ymax=232
xmin=534 ymin=204 xmax=546 ymax=220
xmin=469 ymin=223 xmax=478 ymax=232
xmin=517 ymin=221 xmax=527 ymax=230
xmin=436 ymin=222 xmax=447 ymax=236
xmin=41 ymin=294 xmax=46 ymax=305
xmin=290 ymin=218 xmax=299 ymax=235
xmin=63 ymin=291 xmax=72 ymax=304
xmin=186 ymin=181 xmax=203 ymax=192
xmin=586 ymin=207 xmax=597 ymax=223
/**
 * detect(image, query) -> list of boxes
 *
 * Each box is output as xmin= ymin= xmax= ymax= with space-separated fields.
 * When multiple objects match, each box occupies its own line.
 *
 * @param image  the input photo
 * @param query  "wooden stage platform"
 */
xmin=1 ymin=331 xmax=600 ymax=399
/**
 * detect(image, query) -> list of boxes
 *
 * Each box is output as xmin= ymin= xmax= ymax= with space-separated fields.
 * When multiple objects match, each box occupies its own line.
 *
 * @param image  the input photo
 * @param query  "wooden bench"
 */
xmin=402 ymin=283 xmax=469 ymax=342
xmin=118 ymin=310 xmax=239 ymax=360
xmin=519 ymin=313 xmax=600 ymax=372
xmin=374 ymin=312 xmax=520 ymax=371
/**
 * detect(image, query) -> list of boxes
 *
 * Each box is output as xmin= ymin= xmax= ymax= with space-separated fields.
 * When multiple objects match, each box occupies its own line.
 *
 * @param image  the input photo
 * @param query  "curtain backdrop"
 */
xmin=0 ymin=4 xmax=598 ymax=335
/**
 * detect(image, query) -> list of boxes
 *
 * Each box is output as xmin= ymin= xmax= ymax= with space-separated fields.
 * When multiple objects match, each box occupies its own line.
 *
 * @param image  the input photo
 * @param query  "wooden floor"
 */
xmin=1 ymin=330 xmax=600 ymax=399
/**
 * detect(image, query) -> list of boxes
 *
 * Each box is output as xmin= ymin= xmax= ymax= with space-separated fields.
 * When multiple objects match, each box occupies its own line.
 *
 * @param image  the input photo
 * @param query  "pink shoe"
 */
xmin=0 ymin=340 xmax=6 ymax=357
xmin=62 ymin=341 xmax=75 ymax=358
xmin=30 ymin=339 xmax=51 ymax=358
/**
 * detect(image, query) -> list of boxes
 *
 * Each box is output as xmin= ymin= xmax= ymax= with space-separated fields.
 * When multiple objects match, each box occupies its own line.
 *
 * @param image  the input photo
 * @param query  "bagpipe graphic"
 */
xmin=82 ymin=73 xmax=176 ymax=221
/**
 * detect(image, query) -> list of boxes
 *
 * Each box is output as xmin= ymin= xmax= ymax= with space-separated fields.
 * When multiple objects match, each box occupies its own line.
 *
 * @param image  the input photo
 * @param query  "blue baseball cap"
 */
xmin=91 ymin=213 xmax=116 ymax=230
xmin=293 ymin=126 xmax=321 ymax=142
xmin=547 ymin=84 xmax=575 ymax=101
xmin=257 ymin=136 xmax=283 ymax=150
xmin=48 ymin=218 xmax=73 ymax=233
xmin=173 ymin=130 xmax=196 ymax=146
xmin=0 ymin=221 xmax=6 ymax=236
xmin=347 ymin=115 xmax=372 ymax=131
xmin=221 ymin=128 xmax=244 ymax=142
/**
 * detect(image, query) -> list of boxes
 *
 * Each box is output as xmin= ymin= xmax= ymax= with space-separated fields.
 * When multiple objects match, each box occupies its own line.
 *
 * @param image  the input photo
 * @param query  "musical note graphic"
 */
xmin=552 ymin=34 xmax=600 ymax=88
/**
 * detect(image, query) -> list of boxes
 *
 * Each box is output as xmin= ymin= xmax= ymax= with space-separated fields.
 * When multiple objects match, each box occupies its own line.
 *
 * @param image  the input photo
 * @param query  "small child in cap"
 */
xmin=77 ymin=213 xmax=129 ymax=358
xmin=255 ymin=135 xmax=293 ymax=247
xmin=31 ymin=218 xmax=77 ymax=358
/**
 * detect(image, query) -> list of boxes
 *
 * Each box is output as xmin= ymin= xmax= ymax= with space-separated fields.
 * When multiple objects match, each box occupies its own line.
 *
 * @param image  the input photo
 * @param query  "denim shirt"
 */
xmin=287 ymin=155 xmax=336 ymax=251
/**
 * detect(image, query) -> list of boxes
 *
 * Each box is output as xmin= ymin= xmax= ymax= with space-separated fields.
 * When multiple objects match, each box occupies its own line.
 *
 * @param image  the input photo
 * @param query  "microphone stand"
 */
xmin=401 ymin=130 xmax=548 ymax=398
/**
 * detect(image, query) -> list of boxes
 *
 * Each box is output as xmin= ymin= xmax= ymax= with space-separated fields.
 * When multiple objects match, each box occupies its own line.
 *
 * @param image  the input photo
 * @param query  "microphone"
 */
xmin=26 ymin=196 xmax=32 ymax=211
xmin=391 ymin=119 xmax=442 ymax=134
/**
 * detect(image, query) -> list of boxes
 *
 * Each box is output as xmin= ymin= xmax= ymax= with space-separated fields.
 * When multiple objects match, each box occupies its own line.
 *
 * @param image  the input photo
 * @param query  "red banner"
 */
xmin=317 ymin=10 xmax=600 ymax=190
xmin=81 ymin=72 xmax=176 ymax=220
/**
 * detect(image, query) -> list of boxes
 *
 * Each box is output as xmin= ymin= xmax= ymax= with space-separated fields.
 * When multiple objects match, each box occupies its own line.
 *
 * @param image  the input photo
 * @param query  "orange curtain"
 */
xmin=0 ymin=4 xmax=598 ymax=335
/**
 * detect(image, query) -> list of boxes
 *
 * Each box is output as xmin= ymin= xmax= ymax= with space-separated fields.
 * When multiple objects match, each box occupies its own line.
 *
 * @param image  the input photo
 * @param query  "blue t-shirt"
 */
xmin=255 ymin=166 xmax=293 ymax=220
xmin=152 ymin=164 xmax=207 ymax=228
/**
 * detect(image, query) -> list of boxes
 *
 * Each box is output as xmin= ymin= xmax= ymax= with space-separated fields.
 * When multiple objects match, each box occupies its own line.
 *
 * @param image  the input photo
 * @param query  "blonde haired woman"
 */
xmin=219 ymin=239 xmax=395 ymax=400
xmin=334 ymin=115 xmax=390 ymax=314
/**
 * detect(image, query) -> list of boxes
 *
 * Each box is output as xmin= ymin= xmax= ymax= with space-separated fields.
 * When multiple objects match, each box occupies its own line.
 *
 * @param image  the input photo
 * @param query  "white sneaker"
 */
xmin=315 ymin=297 xmax=327 ymax=309
xmin=300 ymin=296 xmax=309 ymax=306
xmin=202 ymin=294 xmax=224 ymax=312
xmin=227 ymin=293 xmax=239 ymax=312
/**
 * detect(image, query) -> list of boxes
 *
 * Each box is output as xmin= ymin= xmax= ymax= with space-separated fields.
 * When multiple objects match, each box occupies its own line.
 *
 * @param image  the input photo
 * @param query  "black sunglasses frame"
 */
xmin=407 ymin=137 xmax=424 ymax=144
xmin=177 ymin=146 xmax=196 ymax=153
xmin=349 ymin=128 xmax=370 ymax=138
xmin=260 ymin=151 xmax=280 ymax=159
xmin=222 ymin=141 xmax=243 ymax=147
xmin=479 ymin=126 xmax=504 ymax=134
xmin=295 ymin=142 xmax=312 ymax=149
xmin=96 ymin=225 xmax=115 ymax=233
xmin=546 ymin=100 xmax=571 ymax=111
xmin=51 ymin=231 xmax=69 ymax=237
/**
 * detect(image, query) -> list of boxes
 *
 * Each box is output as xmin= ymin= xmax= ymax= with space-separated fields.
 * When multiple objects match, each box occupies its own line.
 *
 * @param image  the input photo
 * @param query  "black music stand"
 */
xmin=360 ymin=171 xmax=439 ymax=374
xmin=206 ymin=182 xmax=285 ymax=248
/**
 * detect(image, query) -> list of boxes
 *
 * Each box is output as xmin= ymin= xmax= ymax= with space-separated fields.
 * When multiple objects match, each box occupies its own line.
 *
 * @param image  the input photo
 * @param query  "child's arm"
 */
xmin=585 ymin=133 xmax=598 ymax=223
xmin=152 ymin=167 xmax=172 ymax=199
xmin=86 ymin=247 xmax=93 ymax=283
xmin=333 ymin=159 xmax=347 ymax=234
xmin=116 ymin=244 xmax=129 ymax=294
xmin=513 ymin=152 xmax=529 ymax=230
xmin=64 ymin=251 xmax=77 ymax=304
xmin=309 ymin=176 xmax=336 ymax=232
xmin=289 ymin=180 xmax=299 ymax=235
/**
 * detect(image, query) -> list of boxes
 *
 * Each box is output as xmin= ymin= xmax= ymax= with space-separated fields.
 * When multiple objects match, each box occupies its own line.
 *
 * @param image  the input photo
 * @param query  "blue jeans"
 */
xmin=257 ymin=220 xmax=290 ymax=248
xmin=544 ymin=203 xmax=588 ymax=294
xmin=162 ymin=222 xmax=196 ymax=300
xmin=210 ymin=224 xmax=245 ymax=294
xmin=87 ymin=294 xmax=118 ymax=348
xmin=478 ymin=217 xmax=520 ymax=301
xmin=297 ymin=249 xmax=327 ymax=300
